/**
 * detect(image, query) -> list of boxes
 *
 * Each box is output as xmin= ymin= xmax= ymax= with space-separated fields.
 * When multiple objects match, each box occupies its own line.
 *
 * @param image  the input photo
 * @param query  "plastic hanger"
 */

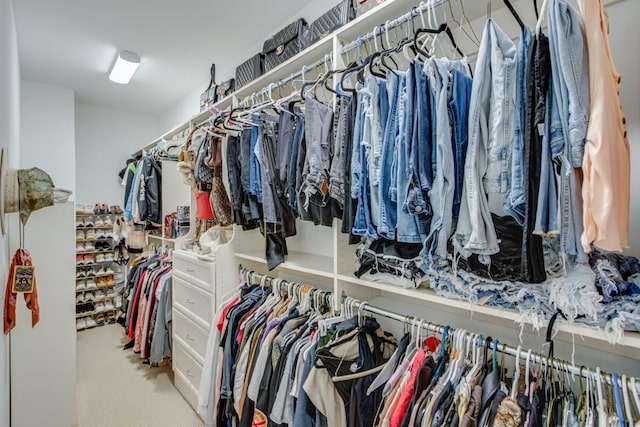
xmin=535 ymin=0 xmax=549 ymax=35
xmin=613 ymin=373 xmax=628 ymax=427
xmin=503 ymin=0 xmax=525 ymax=29
xmin=630 ymin=377 xmax=640 ymax=423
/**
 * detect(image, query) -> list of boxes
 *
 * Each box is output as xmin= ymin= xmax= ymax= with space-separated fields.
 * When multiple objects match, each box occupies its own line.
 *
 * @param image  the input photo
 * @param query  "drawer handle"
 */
xmin=187 ymin=268 xmax=196 ymax=272
xmin=186 ymin=370 xmax=195 ymax=377
xmin=186 ymin=334 xmax=195 ymax=341
xmin=185 ymin=298 xmax=195 ymax=304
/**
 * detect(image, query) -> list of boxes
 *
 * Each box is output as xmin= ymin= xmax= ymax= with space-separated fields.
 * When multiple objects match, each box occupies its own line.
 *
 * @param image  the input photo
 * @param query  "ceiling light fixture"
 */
xmin=109 ymin=50 xmax=140 ymax=84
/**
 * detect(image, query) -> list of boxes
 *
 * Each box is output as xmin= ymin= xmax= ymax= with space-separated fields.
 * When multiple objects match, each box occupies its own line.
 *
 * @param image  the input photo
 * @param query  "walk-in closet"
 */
xmin=1 ymin=0 xmax=639 ymax=426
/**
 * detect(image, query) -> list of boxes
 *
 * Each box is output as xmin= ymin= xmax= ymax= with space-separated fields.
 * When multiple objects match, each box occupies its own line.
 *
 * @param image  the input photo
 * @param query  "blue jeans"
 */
xmin=503 ymin=27 xmax=532 ymax=225
xmin=448 ymin=68 xmax=473 ymax=224
xmin=534 ymin=80 xmax=561 ymax=235
xmin=352 ymin=92 xmax=377 ymax=238
xmin=361 ymin=76 xmax=384 ymax=228
xmin=424 ymin=58 xmax=467 ymax=264
xmin=454 ymin=19 xmax=517 ymax=258
xmin=249 ymin=115 xmax=262 ymax=203
xmin=395 ymin=68 xmax=422 ymax=243
xmin=287 ymin=114 xmax=304 ymax=213
xmin=404 ymin=60 xmax=433 ymax=242
xmin=377 ymin=72 xmax=401 ymax=240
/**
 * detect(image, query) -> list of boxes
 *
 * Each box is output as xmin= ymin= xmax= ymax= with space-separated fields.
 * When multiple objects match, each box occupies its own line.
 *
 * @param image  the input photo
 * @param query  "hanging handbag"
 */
xmin=355 ymin=0 xmax=386 ymax=17
xmin=195 ymin=192 xmax=215 ymax=220
xmin=301 ymin=0 xmax=356 ymax=49
xmin=216 ymin=78 xmax=235 ymax=99
xmin=208 ymin=137 xmax=233 ymax=227
xmin=194 ymin=133 xmax=214 ymax=191
xmin=262 ymin=19 xmax=307 ymax=72
xmin=199 ymin=64 xmax=219 ymax=111
xmin=235 ymin=53 xmax=264 ymax=89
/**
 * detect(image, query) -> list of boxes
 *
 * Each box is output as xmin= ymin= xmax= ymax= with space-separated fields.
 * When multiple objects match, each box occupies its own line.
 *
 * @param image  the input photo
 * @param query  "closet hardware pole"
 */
xmin=239 ymin=53 xmax=332 ymax=107
xmin=341 ymin=0 xmax=449 ymax=54
xmin=347 ymin=298 xmax=640 ymax=393
xmin=239 ymin=267 xmax=640 ymax=392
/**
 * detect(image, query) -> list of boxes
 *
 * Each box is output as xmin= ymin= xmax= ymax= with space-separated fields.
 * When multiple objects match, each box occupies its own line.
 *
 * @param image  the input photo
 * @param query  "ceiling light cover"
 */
xmin=109 ymin=50 xmax=140 ymax=84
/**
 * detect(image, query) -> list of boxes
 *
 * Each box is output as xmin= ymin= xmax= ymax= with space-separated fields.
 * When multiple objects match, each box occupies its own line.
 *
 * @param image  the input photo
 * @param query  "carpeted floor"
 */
xmin=76 ymin=324 xmax=204 ymax=427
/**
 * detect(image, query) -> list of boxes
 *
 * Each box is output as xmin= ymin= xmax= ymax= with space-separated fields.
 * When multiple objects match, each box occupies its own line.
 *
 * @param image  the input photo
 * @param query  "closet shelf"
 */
xmin=235 ymin=250 xmax=333 ymax=279
xmin=75 ymin=250 xmax=114 ymax=255
xmin=337 ymin=273 xmax=640 ymax=357
xmin=147 ymin=235 xmax=176 ymax=243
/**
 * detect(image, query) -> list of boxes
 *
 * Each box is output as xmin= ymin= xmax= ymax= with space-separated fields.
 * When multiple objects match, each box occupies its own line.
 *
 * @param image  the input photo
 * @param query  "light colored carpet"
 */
xmin=76 ymin=324 xmax=204 ymax=427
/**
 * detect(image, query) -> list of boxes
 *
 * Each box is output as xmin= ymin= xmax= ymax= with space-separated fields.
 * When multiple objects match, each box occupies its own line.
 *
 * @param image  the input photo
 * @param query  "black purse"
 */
xmin=199 ymin=64 xmax=218 ymax=112
xmin=262 ymin=19 xmax=307 ymax=72
xmin=216 ymin=78 xmax=235 ymax=99
xmin=301 ymin=0 xmax=356 ymax=49
xmin=235 ymin=53 xmax=264 ymax=89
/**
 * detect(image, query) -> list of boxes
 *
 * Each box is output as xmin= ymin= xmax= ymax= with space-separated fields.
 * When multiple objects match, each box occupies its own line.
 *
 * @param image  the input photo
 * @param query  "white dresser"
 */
xmin=172 ymin=249 xmax=216 ymax=414
xmin=171 ymin=245 xmax=238 ymax=417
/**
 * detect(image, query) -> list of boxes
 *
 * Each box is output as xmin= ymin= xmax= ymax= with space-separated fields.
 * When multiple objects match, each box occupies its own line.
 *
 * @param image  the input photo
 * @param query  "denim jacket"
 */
xmin=548 ymin=0 xmax=589 ymax=168
xmin=454 ymin=19 xmax=517 ymax=257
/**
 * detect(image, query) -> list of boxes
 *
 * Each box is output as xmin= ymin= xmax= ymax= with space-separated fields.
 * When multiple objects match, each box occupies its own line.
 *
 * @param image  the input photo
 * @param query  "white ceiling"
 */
xmin=13 ymin=0 xmax=316 ymax=116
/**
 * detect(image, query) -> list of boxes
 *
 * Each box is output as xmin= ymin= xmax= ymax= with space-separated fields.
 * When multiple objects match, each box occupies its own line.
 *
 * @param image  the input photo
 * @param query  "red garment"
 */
xmin=4 ymin=249 xmax=40 ymax=334
xmin=217 ymin=296 xmax=240 ymax=333
xmin=128 ymin=269 xmax=148 ymax=339
xmin=389 ymin=349 xmax=427 ymax=427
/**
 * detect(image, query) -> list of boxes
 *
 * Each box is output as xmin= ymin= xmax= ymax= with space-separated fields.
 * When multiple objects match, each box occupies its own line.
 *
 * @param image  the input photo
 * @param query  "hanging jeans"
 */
xmin=377 ymin=72 xmax=401 ymax=240
xmin=503 ymin=27 xmax=533 ymax=225
xmin=521 ymin=34 xmax=549 ymax=283
xmin=454 ymin=19 xmax=517 ymax=259
xmin=406 ymin=60 xmax=433 ymax=243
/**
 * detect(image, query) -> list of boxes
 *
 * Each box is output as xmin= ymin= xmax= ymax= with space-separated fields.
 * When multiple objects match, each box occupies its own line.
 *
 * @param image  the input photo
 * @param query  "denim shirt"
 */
xmin=548 ymin=0 xmax=589 ymax=168
xmin=454 ymin=19 xmax=517 ymax=257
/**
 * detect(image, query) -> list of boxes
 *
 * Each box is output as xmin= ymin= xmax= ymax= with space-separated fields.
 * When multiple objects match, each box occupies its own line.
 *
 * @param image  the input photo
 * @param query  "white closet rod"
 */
xmin=238 ymin=53 xmax=333 ymax=107
xmin=240 ymin=266 xmax=639 ymax=391
xmin=341 ymin=0 xmax=449 ymax=54
xmin=349 ymin=298 xmax=640 ymax=393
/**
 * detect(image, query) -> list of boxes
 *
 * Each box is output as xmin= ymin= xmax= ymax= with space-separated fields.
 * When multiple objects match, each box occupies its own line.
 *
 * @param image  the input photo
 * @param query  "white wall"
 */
xmin=0 ymin=1 xmax=19 ymax=424
xmin=75 ymin=103 xmax=160 ymax=206
xmin=7 ymin=203 xmax=76 ymax=427
xmin=159 ymin=0 xmax=342 ymax=131
xmin=20 ymin=81 xmax=75 ymax=197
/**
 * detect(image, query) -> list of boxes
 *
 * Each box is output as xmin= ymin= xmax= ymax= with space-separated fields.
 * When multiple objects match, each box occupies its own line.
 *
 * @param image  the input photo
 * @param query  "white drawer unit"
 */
xmin=173 ymin=308 xmax=208 ymax=363
xmin=174 ymin=368 xmax=200 ymax=415
xmin=174 ymin=341 xmax=203 ymax=392
xmin=173 ymin=275 xmax=213 ymax=330
xmin=173 ymin=250 xmax=215 ymax=290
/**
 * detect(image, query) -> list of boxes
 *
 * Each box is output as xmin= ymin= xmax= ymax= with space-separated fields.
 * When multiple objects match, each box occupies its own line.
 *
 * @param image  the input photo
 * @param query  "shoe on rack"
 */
xmin=76 ymin=280 xmax=87 ymax=291
xmin=76 ymin=269 xmax=86 ymax=279
xmin=86 ymin=317 xmax=97 ymax=328
xmin=75 ymin=218 xmax=85 ymax=228
xmin=96 ymin=230 xmax=107 ymax=239
xmin=101 ymin=203 xmax=108 ymax=214
xmin=84 ymin=242 xmax=95 ymax=251
xmin=75 ymin=254 xmax=84 ymax=265
xmin=104 ymin=253 xmax=114 ymax=262
xmin=95 ymin=302 xmax=105 ymax=313
xmin=85 ymin=230 xmax=97 ymax=241
xmin=103 ymin=216 xmax=114 ymax=227
xmin=104 ymin=266 xmax=115 ymax=275
xmin=84 ymin=291 xmax=95 ymax=302
xmin=76 ymin=231 xmax=85 ymax=241
xmin=93 ymin=203 xmax=101 ymax=215
xmin=106 ymin=288 xmax=116 ymax=298
xmin=76 ymin=293 xmax=85 ymax=304
xmin=96 ymin=253 xmax=105 ymax=263
xmin=104 ymin=300 xmax=115 ymax=311
xmin=86 ymin=279 xmax=98 ymax=290
xmin=95 ymin=216 xmax=104 ymax=227
xmin=84 ymin=217 xmax=94 ymax=227
xmin=95 ymin=289 xmax=106 ymax=300
xmin=76 ymin=318 xmax=88 ymax=330
xmin=114 ymin=296 xmax=122 ymax=308
xmin=83 ymin=254 xmax=94 ymax=265
xmin=76 ymin=243 xmax=85 ymax=253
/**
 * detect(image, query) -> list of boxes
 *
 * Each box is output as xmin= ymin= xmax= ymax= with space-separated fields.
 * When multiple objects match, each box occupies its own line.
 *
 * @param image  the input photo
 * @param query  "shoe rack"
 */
xmin=75 ymin=210 xmax=124 ymax=331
